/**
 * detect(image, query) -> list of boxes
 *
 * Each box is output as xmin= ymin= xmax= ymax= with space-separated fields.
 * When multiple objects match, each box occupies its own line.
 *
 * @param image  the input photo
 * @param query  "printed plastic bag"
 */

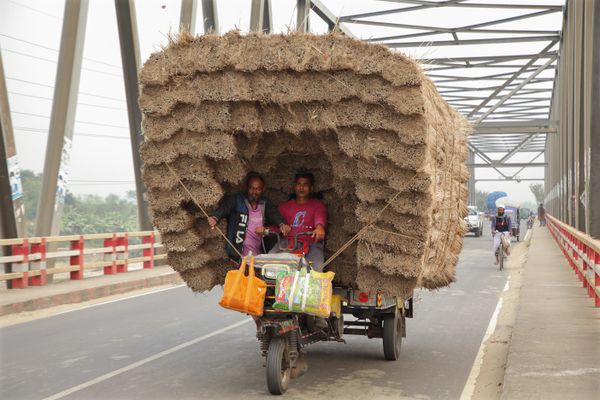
xmin=219 ymin=256 xmax=266 ymax=316
xmin=273 ymin=268 xmax=335 ymax=318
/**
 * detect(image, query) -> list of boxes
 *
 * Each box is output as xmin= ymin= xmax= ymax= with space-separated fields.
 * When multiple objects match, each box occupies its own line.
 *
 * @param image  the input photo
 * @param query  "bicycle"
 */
xmin=494 ymin=232 xmax=509 ymax=271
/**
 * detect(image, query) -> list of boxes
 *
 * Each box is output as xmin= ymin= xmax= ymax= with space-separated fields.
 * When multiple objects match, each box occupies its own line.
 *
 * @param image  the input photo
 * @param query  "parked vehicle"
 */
xmin=504 ymin=206 xmax=521 ymax=241
xmin=464 ymin=206 xmax=484 ymax=237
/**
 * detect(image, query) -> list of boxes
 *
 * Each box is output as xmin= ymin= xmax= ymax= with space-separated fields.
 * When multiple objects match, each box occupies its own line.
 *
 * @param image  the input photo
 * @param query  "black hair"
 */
xmin=294 ymin=171 xmax=315 ymax=187
xmin=245 ymin=171 xmax=265 ymax=187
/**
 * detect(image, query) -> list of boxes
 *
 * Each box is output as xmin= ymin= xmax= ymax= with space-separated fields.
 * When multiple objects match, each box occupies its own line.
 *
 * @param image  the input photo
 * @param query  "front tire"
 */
xmin=266 ymin=337 xmax=291 ymax=395
xmin=383 ymin=313 xmax=402 ymax=361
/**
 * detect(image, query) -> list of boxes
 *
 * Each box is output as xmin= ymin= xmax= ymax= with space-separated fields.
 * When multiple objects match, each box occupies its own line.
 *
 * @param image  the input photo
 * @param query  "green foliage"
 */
xmin=475 ymin=189 xmax=489 ymax=212
xmin=20 ymin=170 xmax=41 ymax=236
xmin=529 ymin=183 xmax=545 ymax=203
xmin=20 ymin=170 xmax=138 ymax=235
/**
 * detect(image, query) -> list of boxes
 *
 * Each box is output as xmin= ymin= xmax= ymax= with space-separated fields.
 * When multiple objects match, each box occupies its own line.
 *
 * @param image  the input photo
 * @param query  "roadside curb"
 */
xmin=0 ymin=272 xmax=182 ymax=317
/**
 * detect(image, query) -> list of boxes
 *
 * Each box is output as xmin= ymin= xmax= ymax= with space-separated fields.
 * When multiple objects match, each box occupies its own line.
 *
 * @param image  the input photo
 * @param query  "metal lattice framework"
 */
xmin=309 ymin=0 xmax=565 ymax=182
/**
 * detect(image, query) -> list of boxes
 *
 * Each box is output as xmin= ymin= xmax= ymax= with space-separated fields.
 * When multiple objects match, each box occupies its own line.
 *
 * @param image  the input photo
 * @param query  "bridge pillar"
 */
xmin=115 ymin=0 xmax=153 ymax=231
xmin=588 ymin=0 xmax=600 ymax=237
xmin=36 ymin=0 xmax=89 ymax=238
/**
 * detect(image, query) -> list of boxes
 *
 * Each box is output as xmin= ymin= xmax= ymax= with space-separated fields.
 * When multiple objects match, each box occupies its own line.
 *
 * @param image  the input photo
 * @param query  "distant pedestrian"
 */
xmin=537 ymin=203 xmax=546 ymax=227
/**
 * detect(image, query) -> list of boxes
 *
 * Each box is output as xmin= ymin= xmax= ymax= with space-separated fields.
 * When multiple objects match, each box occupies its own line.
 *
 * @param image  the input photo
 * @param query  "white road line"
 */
xmin=50 ymin=284 xmax=186 ymax=317
xmin=459 ymin=278 xmax=510 ymax=400
xmin=42 ymin=318 xmax=252 ymax=400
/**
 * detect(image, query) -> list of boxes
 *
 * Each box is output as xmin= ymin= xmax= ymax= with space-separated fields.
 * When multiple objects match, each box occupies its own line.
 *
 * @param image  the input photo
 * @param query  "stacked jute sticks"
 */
xmin=139 ymin=31 xmax=470 ymax=298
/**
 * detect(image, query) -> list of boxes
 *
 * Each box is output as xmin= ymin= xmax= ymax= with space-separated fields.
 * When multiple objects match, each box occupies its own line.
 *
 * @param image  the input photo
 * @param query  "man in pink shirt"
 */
xmin=271 ymin=172 xmax=327 ymax=271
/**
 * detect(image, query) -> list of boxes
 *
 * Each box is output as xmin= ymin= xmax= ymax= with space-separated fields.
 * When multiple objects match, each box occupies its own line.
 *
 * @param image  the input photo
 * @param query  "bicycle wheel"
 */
xmin=499 ymin=242 xmax=504 ymax=271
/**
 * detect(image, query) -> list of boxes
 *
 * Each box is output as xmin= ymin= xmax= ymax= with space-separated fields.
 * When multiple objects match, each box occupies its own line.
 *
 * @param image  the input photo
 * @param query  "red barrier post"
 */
xmin=29 ymin=238 xmax=47 ymax=286
xmin=104 ymin=234 xmax=117 ymax=275
xmin=70 ymin=236 xmax=84 ymax=280
xmin=594 ymin=251 xmax=600 ymax=308
xmin=116 ymin=234 xmax=129 ymax=273
xmin=143 ymin=232 xmax=155 ymax=269
xmin=11 ymin=239 xmax=29 ymax=289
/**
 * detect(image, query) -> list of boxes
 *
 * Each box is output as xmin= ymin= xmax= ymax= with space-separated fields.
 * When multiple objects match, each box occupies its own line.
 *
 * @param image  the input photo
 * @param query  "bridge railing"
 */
xmin=546 ymin=214 xmax=600 ymax=307
xmin=0 ymin=231 xmax=165 ymax=289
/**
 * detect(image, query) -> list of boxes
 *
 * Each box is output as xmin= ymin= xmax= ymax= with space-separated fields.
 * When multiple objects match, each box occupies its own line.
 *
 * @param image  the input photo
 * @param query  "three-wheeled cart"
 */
xmin=253 ymin=252 xmax=413 ymax=395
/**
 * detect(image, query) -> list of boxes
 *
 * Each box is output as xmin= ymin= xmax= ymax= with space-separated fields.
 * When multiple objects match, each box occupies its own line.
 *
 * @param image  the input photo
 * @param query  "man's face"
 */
xmin=294 ymin=177 xmax=312 ymax=199
xmin=498 ymin=208 xmax=505 ymax=215
xmin=247 ymin=178 xmax=264 ymax=203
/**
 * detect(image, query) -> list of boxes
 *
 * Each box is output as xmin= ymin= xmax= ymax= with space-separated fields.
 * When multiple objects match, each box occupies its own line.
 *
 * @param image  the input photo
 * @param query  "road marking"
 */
xmin=459 ymin=278 xmax=510 ymax=400
xmin=50 ymin=284 xmax=186 ymax=317
xmin=42 ymin=318 xmax=252 ymax=400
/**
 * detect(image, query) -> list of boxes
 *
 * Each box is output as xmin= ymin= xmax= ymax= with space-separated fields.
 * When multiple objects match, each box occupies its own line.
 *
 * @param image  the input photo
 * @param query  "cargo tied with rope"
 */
xmin=138 ymin=31 xmax=470 ymax=299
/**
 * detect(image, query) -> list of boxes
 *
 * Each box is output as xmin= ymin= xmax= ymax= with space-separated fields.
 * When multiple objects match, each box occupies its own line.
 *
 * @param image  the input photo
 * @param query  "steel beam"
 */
xmin=474 ymin=56 xmax=558 ymax=126
xmin=250 ymin=0 xmax=272 ymax=33
xmin=180 ymin=0 xmax=197 ymax=34
xmin=115 ymin=0 xmax=152 ymax=231
xmin=0 ymin=111 xmax=17 ymax=241
xmin=297 ymin=0 xmax=310 ymax=33
xmin=0 ymin=49 xmax=25 ymax=238
xmin=466 ymin=163 xmax=547 ymax=168
xmin=468 ymin=41 xmax=558 ymax=118
xmin=0 ymin=112 xmax=17 ymax=287
xmin=310 ymin=0 xmax=354 ymax=36
xmin=201 ymin=0 xmax=218 ymax=33
xmin=473 ymin=120 xmax=556 ymax=134
xmin=588 ymin=0 xmax=600 ymax=236
xmin=382 ymin=1 xmax=562 ymax=11
xmin=499 ymin=135 xmax=538 ymax=163
xmin=36 ymin=0 xmax=88 ymax=237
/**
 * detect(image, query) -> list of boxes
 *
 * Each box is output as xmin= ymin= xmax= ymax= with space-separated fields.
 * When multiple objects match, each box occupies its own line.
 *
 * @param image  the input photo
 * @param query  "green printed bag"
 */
xmin=273 ymin=268 xmax=335 ymax=318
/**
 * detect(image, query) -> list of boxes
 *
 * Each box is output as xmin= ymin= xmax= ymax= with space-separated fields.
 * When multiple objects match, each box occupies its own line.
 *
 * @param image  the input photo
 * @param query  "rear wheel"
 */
xmin=266 ymin=337 xmax=291 ymax=395
xmin=383 ymin=312 xmax=402 ymax=361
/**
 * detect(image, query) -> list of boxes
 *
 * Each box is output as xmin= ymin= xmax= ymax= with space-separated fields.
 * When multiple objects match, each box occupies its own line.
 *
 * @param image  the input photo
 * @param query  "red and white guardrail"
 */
xmin=546 ymin=214 xmax=600 ymax=307
xmin=0 ymin=231 xmax=165 ymax=289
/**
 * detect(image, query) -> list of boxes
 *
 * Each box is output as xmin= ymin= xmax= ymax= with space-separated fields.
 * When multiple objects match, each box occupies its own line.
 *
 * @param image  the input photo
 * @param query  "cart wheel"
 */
xmin=383 ymin=313 xmax=402 ymax=361
xmin=266 ymin=336 xmax=291 ymax=395
xmin=517 ymin=235 xmax=520 ymax=242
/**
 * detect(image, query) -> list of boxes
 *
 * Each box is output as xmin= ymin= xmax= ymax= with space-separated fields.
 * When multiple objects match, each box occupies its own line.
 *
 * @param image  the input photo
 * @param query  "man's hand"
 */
xmin=255 ymin=226 xmax=266 ymax=235
xmin=312 ymin=224 xmax=326 ymax=241
xmin=208 ymin=216 xmax=218 ymax=229
xmin=491 ymin=230 xmax=496 ymax=237
xmin=280 ymin=224 xmax=291 ymax=236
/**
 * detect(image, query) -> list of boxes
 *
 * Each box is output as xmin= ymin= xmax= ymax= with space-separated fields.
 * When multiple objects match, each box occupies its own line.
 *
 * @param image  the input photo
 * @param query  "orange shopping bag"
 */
xmin=219 ymin=256 xmax=266 ymax=316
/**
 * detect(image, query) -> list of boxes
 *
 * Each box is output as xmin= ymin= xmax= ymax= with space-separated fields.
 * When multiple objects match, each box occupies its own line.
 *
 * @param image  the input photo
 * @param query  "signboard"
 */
xmin=7 ymin=155 xmax=23 ymax=201
xmin=56 ymin=137 xmax=72 ymax=205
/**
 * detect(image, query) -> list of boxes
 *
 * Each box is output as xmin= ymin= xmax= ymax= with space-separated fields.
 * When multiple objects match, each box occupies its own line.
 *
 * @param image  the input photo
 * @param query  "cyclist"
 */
xmin=491 ymin=204 xmax=512 ymax=265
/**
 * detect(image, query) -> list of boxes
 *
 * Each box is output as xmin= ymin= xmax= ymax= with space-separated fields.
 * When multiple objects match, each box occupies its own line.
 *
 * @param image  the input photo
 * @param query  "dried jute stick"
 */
xmin=161 ymin=160 xmax=243 ymax=259
xmin=320 ymin=188 xmax=409 ymax=270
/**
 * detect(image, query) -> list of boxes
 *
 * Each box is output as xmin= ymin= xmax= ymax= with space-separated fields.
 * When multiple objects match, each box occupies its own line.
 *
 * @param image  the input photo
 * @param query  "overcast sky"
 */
xmin=0 ymin=0 xmax=563 ymax=206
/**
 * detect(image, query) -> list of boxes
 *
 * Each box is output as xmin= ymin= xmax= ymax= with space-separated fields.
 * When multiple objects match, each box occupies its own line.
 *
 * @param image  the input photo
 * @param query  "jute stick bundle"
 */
xmin=139 ymin=31 xmax=470 ymax=298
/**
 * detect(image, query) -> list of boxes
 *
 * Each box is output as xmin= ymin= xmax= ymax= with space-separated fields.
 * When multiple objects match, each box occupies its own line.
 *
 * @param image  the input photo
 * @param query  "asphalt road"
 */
xmin=1 ymin=224 xmax=517 ymax=400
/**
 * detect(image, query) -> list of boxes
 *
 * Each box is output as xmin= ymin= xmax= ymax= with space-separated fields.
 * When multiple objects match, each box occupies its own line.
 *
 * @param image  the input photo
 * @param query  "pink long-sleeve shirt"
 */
xmin=278 ymin=199 xmax=327 ymax=243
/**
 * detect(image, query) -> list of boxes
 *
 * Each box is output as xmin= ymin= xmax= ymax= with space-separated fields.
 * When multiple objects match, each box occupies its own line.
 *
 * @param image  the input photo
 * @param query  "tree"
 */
xmin=529 ymin=183 xmax=545 ymax=204
xmin=20 ymin=169 xmax=139 ymax=235
xmin=475 ymin=189 xmax=489 ymax=212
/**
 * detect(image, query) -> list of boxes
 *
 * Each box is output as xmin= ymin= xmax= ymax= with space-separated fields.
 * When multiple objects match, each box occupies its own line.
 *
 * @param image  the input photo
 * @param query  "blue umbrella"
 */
xmin=486 ymin=191 xmax=508 ymax=211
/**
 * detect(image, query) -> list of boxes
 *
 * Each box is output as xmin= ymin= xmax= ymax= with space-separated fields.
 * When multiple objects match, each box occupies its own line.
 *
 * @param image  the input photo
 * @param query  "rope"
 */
xmin=161 ymin=161 xmax=243 ymax=259
xmin=320 ymin=189 xmax=408 ymax=270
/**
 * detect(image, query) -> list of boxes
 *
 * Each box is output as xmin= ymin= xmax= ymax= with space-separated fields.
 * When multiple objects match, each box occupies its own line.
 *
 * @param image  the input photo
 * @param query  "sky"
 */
xmin=0 ymin=0 xmax=563 ymax=206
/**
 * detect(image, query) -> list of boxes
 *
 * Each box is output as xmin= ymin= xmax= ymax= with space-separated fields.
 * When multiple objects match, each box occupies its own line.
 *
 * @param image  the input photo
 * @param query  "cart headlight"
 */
xmin=264 ymin=270 xmax=278 ymax=279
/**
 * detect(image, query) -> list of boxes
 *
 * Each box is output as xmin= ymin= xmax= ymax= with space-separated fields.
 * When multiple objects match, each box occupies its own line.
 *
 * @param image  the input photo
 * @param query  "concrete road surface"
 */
xmin=1 ymin=226 xmax=515 ymax=399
